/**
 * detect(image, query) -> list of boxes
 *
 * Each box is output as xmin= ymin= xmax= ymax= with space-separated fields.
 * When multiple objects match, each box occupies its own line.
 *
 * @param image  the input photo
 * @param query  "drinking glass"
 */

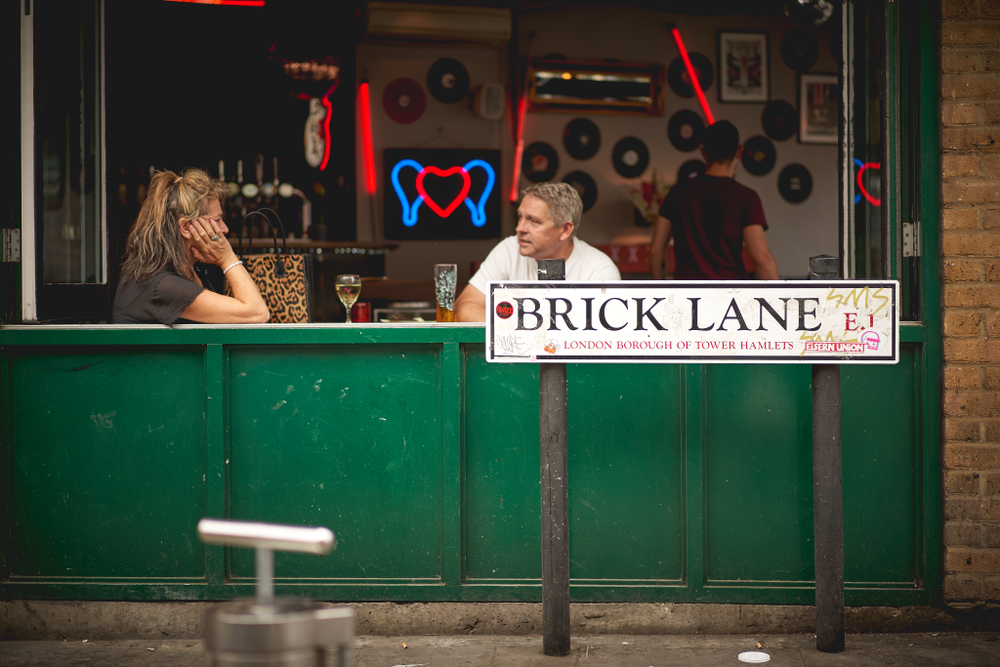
xmin=335 ymin=274 xmax=362 ymax=323
xmin=434 ymin=264 xmax=457 ymax=322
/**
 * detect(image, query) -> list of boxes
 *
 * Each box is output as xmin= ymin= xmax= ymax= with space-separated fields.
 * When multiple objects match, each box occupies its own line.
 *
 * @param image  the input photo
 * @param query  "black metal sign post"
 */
xmin=809 ymin=255 xmax=845 ymax=653
xmin=537 ymin=258 xmax=570 ymax=657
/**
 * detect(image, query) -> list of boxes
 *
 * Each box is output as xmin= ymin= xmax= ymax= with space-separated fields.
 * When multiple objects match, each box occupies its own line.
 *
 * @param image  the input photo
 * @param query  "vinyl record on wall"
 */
xmin=563 ymin=118 xmax=601 ymax=160
xmin=741 ymin=135 xmax=777 ymax=176
xmin=667 ymin=53 xmax=714 ymax=98
xmin=678 ymin=159 xmax=706 ymax=182
xmin=522 ymin=142 xmax=559 ymax=183
xmin=780 ymin=28 xmax=819 ymax=73
xmin=668 ymin=110 xmax=705 ymax=152
xmin=762 ymin=100 xmax=798 ymax=141
xmin=778 ymin=163 xmax=813 ymax=203
xmin=427 ymin=57 xmax=470 ymax=104
xmin=562 ymin=170 xmax=598 ymax=211
xmin=382 ymin=78 xmax=427 ymax=124
xmin=612 ymin=137 xmax=649 ymax=178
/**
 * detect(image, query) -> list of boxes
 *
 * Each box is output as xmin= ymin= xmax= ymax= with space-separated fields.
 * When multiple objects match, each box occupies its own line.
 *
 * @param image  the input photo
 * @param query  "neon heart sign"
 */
xmin=390 ymin=159 xmax=496 ymax=228
xmin=853 ymin=158 xmax=881 ymax=207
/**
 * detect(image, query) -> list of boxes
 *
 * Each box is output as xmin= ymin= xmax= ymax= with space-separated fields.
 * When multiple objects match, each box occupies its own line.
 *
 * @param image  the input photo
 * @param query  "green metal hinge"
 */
xmin=2 ymin=229 xmax=20 ymax=263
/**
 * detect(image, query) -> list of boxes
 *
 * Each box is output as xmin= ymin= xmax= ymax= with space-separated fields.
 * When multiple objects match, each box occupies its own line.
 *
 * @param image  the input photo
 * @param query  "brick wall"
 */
xmin=940 ymin=0 xmax=1000 ymax=604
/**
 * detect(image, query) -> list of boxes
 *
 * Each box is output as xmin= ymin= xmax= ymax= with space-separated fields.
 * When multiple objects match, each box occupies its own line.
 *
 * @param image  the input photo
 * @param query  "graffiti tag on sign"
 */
xmin=485 ymin=281 xmax=898 ymax=364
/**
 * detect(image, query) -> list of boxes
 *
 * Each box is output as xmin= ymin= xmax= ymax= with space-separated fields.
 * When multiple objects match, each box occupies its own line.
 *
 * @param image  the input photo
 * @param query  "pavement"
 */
xmin=2 ymin=633 xmax=1000 ymax=667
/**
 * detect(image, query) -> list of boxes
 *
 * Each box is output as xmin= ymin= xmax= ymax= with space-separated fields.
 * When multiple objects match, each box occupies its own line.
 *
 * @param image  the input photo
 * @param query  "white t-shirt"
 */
xmin=469 ymin=236 xmax=621 ymax=295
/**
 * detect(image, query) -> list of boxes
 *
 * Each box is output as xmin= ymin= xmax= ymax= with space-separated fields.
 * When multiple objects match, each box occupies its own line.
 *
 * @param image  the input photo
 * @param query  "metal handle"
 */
xmin=197 ymin=519 xmax=336 ymax=555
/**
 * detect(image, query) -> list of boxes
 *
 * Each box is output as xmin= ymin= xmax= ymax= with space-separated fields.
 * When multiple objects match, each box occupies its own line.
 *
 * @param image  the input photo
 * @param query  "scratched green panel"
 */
xmin=842 ymin=347 xmax=918 ymax=584
xmin=704 ymin=365 xmax=814 ymax=583
xmin=567 ymin=364 xmax=684 ymax=581
xmin=228 ymin=345 xmax=443 ymax=580
xmin=463 ymin=349 xmax=540 ymax=580
xmin=8 ymin=349 xmax=207 ymax=577
xmin=464 ymin=350 xmax=684 ymax=583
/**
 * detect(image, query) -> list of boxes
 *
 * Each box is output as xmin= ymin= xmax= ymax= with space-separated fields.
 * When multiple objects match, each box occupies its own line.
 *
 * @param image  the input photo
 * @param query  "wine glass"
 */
xmin=335 ymin=274 xmax=361 ymax=323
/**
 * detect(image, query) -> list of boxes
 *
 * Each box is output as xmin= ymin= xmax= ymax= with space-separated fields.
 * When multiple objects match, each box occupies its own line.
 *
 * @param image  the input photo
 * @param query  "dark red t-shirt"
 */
xmin=658 ymin=174 xmax=768 ymax=280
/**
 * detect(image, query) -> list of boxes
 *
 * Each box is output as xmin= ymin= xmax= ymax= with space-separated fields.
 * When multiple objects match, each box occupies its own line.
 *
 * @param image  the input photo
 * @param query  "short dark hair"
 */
xmin=702 ymin=120 xmax=740 ymax=163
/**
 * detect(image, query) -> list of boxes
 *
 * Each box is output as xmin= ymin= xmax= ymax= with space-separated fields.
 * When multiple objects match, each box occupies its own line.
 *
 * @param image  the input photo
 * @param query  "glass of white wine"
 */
xmin=335 ymin=274 xmax=362 ymax=323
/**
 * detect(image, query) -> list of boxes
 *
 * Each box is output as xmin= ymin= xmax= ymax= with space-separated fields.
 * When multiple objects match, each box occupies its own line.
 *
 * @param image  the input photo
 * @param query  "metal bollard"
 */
xmin=198 ymin=519 xmax=354 ymax=667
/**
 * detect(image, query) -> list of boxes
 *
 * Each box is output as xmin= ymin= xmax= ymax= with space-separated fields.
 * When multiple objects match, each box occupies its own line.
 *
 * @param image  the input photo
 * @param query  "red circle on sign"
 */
xmin=496 ymin=302 xmax=514 ymax=319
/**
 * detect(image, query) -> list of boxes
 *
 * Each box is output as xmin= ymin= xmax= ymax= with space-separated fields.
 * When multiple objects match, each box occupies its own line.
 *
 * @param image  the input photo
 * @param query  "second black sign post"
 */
xmin=537 ymin=258 xmax=570 ymax=656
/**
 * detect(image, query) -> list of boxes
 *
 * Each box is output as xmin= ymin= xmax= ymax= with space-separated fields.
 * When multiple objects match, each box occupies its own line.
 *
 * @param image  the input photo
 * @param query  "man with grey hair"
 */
xmin=455 ymin=182 xmax=620 ymax=322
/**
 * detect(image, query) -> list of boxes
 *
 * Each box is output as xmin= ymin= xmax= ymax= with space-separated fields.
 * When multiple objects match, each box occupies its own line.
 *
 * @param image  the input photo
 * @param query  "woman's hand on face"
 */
xmin=188 ymin=217 xmax=236 ymax=267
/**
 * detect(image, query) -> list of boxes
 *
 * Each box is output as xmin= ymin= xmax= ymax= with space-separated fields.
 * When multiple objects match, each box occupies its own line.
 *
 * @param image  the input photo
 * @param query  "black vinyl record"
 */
xmin=563 ymin=118 xmax=601 ymax=160
xmin=678 ymin=159 xmax=706 ymax=182
xmin=762 ymin=100 xmax=797 ymax=141
xmin=612 ymin=137 xmax=649 ymax=178
xmin=778 ymin=163 xmax=813 ymax=203
xmin=741 ymin=135 xmax=777 ymax=176
xmin=667 ymin=53 xmax=714 ymax=98
xmin=522 ymin=142 xmax=559 ymax=183
xmin=667 ymin=110 xmax=705 ymax=152
xmin=427 ymin=57 xmax=470 ymax=104
xmin=562 ymin=171 xmax=597 ymax=211
xmin=781 ymin=28 xmax=819 ymax=73
xmin=382 ymin=78 xmax=426 ymax=124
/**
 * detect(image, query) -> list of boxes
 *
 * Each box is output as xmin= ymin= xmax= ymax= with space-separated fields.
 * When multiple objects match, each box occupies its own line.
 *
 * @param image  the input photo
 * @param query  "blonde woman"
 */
xmin=113 ymin=168 xmax=269 ymax=324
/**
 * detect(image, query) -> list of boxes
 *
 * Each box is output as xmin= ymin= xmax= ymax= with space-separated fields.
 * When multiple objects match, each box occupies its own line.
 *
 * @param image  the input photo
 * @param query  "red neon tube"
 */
xmin=509 ymin=96 xmax=527 ymax=202
xmin=671 ymin=27 xmax=714 ymax=125
xmin=164 ymin=0 xmax=265 ymax=6
xmin=359 ymin=83 xmax=377 ymax=194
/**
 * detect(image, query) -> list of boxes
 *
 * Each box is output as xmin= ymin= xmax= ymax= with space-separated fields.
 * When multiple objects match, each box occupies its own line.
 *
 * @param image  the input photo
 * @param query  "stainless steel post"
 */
xmin=537 ymin=258 xmax=570 ymax=657
xmin=809 ymin=255 xmax=845 ymax=653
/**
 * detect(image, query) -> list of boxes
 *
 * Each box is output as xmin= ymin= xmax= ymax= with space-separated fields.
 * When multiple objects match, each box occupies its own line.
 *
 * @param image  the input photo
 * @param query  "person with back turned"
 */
xmin=649 ymin=120 xmax=778 ymax=281
xmin=455 ymin=182 xmax=620 ymax=322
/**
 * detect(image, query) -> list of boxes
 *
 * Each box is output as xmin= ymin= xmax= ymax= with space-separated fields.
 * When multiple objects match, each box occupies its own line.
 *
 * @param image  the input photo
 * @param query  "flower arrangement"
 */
xmin=626 ymin=168 xmax=671 ymax=227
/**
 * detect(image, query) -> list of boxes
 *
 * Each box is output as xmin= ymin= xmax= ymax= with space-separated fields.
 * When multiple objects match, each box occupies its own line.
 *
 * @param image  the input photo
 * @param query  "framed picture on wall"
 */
xmin=799 ymin=73 xmax=838 ymax=144
xmin=717 ymin=30 xmax=769 ymax=103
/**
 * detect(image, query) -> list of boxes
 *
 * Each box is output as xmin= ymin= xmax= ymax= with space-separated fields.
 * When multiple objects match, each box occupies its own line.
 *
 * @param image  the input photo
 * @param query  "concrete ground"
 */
xmin=2 ymin=633 xmax=1000 ymax=667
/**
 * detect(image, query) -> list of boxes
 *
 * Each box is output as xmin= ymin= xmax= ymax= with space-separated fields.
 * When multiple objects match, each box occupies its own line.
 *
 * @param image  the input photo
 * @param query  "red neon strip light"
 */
xmin=671 ymin=27 xmax=714 ymax=125
xmin=165 ymin=0 xmax=265 ymax=6
xmin=856 ymin=162 xmax=881 ymax=206
xmin=319 ymin=95 xmax=333 ymax=171
xmin=509 ymin=96 xmax=527 ymax=201
xmin=360 ymin=83 xmax=377 ymax=194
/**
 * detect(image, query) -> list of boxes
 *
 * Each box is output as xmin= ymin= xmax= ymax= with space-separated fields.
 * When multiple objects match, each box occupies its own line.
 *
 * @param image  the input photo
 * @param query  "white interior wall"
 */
xmin=357 ymin=8 xmax=840 ymax=281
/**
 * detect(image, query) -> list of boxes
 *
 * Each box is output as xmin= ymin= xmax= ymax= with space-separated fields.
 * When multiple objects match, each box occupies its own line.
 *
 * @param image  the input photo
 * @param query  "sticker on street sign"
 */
xmin=486 ymin=281 xmax=898 ymax=364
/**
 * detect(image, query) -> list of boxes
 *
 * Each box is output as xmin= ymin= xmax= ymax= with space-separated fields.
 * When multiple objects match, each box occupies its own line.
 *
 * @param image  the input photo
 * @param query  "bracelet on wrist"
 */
xmin=223 ymin=260 xmax=243 ymax=275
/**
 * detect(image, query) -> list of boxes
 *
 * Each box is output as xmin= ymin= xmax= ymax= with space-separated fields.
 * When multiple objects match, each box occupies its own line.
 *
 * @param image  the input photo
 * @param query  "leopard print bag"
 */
xmin=226 ymin=208 xmax=314 ymax=323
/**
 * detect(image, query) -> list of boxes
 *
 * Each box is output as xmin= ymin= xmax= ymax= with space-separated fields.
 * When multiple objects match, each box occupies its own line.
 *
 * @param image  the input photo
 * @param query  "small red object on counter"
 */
xmin=351 ymin=302 xmax=371 ymax=323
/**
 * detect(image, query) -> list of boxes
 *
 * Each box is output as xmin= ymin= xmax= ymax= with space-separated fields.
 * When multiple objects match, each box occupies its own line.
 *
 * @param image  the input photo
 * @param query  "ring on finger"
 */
xmin=210 ymin=234 xmax=220 ymax=241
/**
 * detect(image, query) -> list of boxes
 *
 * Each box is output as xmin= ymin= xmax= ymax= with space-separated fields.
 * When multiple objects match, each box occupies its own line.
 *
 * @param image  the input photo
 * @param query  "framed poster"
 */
xmin=717 ymin=30 xmax=769 ymax=103
xmin=799 ymin=73 xmax=838 ymax=144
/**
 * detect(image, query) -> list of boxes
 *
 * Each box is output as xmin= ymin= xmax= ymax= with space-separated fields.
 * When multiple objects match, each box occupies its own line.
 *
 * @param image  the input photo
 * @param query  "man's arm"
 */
xmin=649 ymin=215 xmax=673 ymax=280
xmin=455 ymin=284 xmax=487 ymax=322
xmin=743 ymin=225 xmax=778 ymax=280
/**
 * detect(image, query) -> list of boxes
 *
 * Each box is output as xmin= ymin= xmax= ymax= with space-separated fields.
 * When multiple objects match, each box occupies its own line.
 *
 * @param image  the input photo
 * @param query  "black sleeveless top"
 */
xmin=112 ymin=264 xmax=222 ymax=324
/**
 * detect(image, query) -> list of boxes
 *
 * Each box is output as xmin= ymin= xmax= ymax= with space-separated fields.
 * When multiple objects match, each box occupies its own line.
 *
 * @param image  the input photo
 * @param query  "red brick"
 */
xmin=942 ymin=259 xmax=983 ymax=282
xmin=945 ymin=443 xmax=1000 ymax=468
xmin=944 ymin=574 xmax=984 ymax=600
xmin=943 ymin=286 xmax=1000 ymax=309
xmin=941 ymin=231 xmax=1000 ymax=255
xmin=985 ymin=524 xmax=1000 ymax=547
xmin=944 ymin=208 xmax=981 ymax=229
xmin=988 ymin=473 xmax=1000 ymax=494
xmin=947 ymin=470 xmax=984 ymax=494
xmin=945 ymin=521 xmax=984 ymax=545
xmin=944 ymin=497 xmax=1000 ymax=521
xmin=983 ymin=2 xmax=1000 ymax=18
xmin=943 ymin=0 xmax=980 ymax=20
xmin=986 ymin=367 xmax=1000 ymax=389
xmin=941 ymin=100 xmax=980 ymax=125
xmin=942 ymin=73 xmax=1000 ymax=99
xmin=985 ymin=420 xmax=1000 ymax=441
xmin=984 ymin=262 xmax=1000 ymax=281
xmin=944 ymin=391 xmax=1000 ymax=417
xmin=946 ymin=311 xmax=984 ymax=336
xmin=942 ymin=22 xmax=1000 ymax=47
xmin=946 ymin=547 xmax=1000 ymax=573
xmin=943 ymin=181 xmax=1000 ymax=205
xmin=987 ymin=103 xmax=1000 ymax=125
xmin=945 ymin=364 xmax=983 ymax=389
xmin=985 ymin=311 xmax=1000 ymax=332
xmin=944 ymin=154 xmax=982 ymax=178
xmin=986 ymin=50 xmax=1000 ymax=71
xmin=942 ymin=128 xmax=1000 ymax=152
xmin=942 ymin=49 xmax=984 ymax=72
xmin=945 ymin=417 xmax=982 ymax=442
xmin=984 ymin=208 xmax=1000 ymax=228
